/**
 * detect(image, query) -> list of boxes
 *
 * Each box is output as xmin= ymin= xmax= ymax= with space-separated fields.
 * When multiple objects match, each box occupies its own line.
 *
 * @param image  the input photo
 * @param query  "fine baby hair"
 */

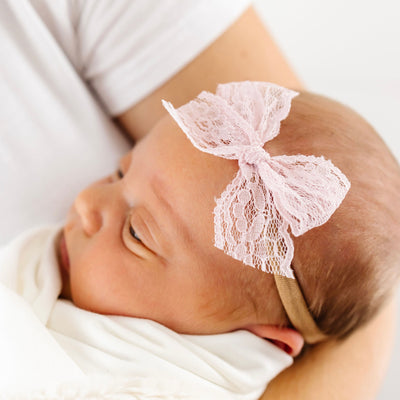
xmin=163 ymin=81 xmax=400 ymax=343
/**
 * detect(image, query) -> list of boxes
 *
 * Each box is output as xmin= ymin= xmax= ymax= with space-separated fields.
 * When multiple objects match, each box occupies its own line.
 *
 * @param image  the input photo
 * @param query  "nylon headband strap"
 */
xmin=274 ymin=274 xmax=328 ymax=344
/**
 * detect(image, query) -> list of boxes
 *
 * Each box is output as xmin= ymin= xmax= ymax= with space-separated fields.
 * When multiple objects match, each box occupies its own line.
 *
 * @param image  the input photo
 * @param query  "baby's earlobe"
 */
xmin=245 ymin=324 xmax=304 ymax=357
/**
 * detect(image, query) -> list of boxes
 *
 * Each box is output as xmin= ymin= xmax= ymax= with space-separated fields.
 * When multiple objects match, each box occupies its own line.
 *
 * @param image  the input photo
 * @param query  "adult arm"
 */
xmin=260 ymin=297 xmax=397 ymax=400
xmin=115 ymin=7 xmax=301 ymax=142
xmin=115 ymin=7 xmax=396 ymax=399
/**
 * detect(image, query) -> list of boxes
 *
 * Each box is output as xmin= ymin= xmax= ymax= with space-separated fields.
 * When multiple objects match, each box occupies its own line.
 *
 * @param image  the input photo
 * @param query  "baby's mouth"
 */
xmin=58 ymin=232 xmax=70 ymax=273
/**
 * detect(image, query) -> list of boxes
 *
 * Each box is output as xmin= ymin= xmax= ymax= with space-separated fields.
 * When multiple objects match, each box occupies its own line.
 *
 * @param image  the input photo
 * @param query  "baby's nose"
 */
xmin=74 ymin=185 xmax=105 ymax=236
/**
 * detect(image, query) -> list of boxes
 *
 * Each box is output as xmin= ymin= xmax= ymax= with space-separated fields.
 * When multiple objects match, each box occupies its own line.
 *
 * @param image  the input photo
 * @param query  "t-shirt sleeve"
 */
xmin=74 ymin=0 xmax=252 ymax=115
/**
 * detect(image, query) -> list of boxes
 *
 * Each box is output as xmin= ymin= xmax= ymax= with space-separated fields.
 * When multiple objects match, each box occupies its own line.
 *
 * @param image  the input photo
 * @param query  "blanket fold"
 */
xmin=0 ymin=226 xmax=292 ymax=399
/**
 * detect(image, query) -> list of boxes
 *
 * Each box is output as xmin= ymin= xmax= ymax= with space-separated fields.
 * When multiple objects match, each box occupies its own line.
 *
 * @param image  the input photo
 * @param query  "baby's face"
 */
xmin=58 ymin=115 xmax=255 ymax=334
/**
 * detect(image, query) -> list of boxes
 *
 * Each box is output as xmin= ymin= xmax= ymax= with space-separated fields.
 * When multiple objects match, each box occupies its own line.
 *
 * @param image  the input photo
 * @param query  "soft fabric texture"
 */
xmin=163 ymin=82 xmax=350 ymax=278
xmin=0 ymin=226 xmax=292 ymax=399
xmin=0 ymin=0 xmax=251 ymax=246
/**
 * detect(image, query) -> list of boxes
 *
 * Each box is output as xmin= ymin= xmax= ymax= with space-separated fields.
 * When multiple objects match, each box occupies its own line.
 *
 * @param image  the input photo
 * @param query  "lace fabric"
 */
xmin=162 ymin=81 xmax=350 ymax=278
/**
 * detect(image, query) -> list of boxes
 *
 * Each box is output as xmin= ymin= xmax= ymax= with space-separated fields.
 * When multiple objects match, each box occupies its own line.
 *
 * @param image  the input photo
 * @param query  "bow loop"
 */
xmin=260 ymin=155 xmax=351 ymax=237
xmin=216 ymin=81 xmax=299 ymax=143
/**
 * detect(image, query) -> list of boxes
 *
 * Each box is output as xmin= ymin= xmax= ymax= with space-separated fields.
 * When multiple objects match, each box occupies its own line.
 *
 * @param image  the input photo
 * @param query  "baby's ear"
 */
xmin=245 ymin=325 xmax=304 ymax=357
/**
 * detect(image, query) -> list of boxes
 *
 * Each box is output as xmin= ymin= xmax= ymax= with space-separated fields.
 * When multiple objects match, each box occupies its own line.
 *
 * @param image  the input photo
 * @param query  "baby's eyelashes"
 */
xmin=108 ymin=168 xmax=124 ymax=183
xmin=129 ymin=224 xmax=142 ymax=243
xmin=122 ymin=216 xmax=155 ymax=260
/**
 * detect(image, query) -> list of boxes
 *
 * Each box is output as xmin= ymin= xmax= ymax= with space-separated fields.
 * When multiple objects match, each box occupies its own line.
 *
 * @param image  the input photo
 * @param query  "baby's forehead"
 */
xmin=143 ymin=114 xmax=239 ymax=185
xmin=124 ymin=114 xmax=239 ymax=253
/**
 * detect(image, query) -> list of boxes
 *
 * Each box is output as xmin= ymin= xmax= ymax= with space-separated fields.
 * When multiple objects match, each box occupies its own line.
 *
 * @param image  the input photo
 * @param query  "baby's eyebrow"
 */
xmin=149 ymin=175 xmax=194 ymax=249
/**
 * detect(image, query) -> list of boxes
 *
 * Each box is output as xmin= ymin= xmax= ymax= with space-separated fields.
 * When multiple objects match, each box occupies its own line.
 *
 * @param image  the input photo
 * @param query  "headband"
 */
xmin=274 ymin=272 xmax=328 ymax=343
xmin=162 ymin=81 xmax=350 ymax=341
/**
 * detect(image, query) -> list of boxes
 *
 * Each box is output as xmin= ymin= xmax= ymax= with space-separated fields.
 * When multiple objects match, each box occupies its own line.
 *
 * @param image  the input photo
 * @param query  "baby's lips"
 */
xmin=59 ymin=233 xmax=70 ymax=272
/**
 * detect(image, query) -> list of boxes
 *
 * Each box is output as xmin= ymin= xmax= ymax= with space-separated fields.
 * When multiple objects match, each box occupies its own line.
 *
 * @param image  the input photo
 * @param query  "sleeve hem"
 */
xmin=93 ymin=0 xmax=252 ymax=116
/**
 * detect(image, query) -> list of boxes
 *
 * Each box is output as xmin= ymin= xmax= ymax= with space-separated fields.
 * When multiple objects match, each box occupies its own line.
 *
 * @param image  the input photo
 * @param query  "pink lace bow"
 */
xmin=162 ymin=82 xmax=350 ymax=278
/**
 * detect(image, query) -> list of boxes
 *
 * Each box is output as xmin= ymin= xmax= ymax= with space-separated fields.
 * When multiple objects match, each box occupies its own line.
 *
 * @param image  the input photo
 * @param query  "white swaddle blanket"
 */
xmin=0 ymin=226 xmax=292 ymax=399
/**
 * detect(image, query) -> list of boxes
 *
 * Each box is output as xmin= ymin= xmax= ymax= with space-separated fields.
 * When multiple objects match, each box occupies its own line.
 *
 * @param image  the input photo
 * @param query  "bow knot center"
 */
xmin=239 ymin=145 xmax=270 ymax=166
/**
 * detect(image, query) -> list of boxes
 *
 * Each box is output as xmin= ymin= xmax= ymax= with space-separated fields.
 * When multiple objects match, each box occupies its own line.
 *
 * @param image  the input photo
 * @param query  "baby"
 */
xmin=58 ymin=81 xmax=400 ymax=347
xmin=1 ymin=81 xmax=400 ymax=398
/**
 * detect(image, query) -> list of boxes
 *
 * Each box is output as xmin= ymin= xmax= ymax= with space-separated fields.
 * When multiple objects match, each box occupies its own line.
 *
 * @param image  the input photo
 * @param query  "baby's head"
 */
xmin=277 ymin=90 xmax=400 ymax=339
xmin=58 ymin=82 xmax=400 ymax=356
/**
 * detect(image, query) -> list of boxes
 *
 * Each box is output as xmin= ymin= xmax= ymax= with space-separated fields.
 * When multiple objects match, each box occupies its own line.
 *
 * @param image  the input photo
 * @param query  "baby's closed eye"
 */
xmin=129 ymin=225 xmax=141 ymax=242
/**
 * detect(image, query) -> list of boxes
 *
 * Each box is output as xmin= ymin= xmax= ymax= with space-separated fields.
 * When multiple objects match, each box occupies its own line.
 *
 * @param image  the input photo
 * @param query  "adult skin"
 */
xmin=116 ymin=7 xmax=396 ymax=399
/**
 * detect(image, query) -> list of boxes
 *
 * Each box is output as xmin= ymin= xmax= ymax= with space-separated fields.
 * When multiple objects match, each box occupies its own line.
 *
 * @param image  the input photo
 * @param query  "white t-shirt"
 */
xmin=0 ymin=0 xmax=251 ymax=245
xmin=0 ymin=226 xmax=292 ymax=398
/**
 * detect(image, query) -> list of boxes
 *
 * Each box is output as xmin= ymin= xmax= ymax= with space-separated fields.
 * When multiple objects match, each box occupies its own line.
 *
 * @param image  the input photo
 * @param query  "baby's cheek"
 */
xmin=68 ymin=249 xmax=108 ymax=310
xmin=69 ymin=251 xmax=134 ymax=315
